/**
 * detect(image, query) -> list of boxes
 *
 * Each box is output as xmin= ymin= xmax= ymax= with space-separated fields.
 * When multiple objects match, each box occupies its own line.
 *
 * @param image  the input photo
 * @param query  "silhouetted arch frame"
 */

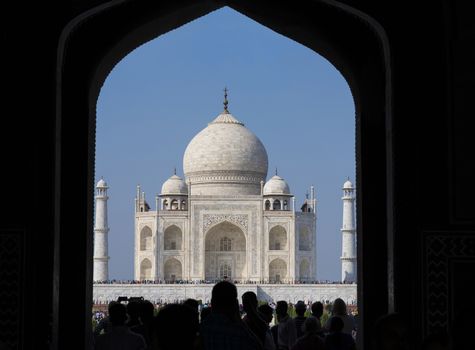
xmin=54 ymin=1 xmax=393 ymax=349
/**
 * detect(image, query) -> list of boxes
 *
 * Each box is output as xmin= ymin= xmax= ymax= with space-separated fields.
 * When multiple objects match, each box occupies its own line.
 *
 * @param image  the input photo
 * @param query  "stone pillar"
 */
xmin=94 ymin=178 xmax=110 ymax=282
xmin=341 ymin=179 xmax=357 ymax=282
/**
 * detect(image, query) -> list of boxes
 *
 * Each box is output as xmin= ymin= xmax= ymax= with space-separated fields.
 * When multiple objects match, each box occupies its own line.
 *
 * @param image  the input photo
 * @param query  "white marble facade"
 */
xmin=134 ymin=103 xmax=317 ymax=283
xmin=93 ymin=284 xmax=357 ymax=305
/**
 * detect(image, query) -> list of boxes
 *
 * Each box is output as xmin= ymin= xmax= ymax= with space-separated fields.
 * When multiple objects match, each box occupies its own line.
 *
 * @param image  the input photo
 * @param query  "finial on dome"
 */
xmin=223 ymin=87 xmax=229 ymax=113
xmin=275 ymin=167 xmax=278 ymax=176
xmin=174 ymin=167 xmax=177 ymax=175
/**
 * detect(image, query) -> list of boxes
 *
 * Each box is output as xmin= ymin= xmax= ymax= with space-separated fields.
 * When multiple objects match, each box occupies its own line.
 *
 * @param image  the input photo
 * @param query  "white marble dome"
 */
xmin=161 ymin=175 xmax=188 ymax=195
xmin=263 ymin=175 xmax=291 ymax=195
xmin=343 ymin=180 xmax=354 ymax=189
xmin=96 ymin=178 xmax=108 ymax=188
xmin=183 ymin=112 xmax=268 ymax=195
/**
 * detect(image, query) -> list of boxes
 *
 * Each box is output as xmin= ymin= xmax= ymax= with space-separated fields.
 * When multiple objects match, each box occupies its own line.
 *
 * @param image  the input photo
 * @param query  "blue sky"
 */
xmin=95 ymin=7 xmax=355 ymax=281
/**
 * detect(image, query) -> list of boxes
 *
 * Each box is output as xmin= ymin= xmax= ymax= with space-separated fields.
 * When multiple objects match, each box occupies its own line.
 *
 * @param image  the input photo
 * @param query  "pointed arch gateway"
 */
xmin=140 ymin=258 xmax=152 ymax=280
xmin=269 ymin=258 xmax=287 ymax=282
xmin=164 ymin=258 xmax=182 ymax=282
xmin=164 ymin=225 xmax=182 ymax=250
xmin=140 ymin=226 xmax=152 ymax=251
xmin=56 ymin=0 xmax=394 ymax=346
xmin=205 ymin=221 xmax=246 ymax=281
xmin=269 ymin=225 xmax=287 ymax=250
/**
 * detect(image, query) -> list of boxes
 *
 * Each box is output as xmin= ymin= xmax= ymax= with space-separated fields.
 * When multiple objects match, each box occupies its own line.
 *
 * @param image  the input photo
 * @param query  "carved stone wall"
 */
xmin=423 ymin=232 xmax=475 ymax=336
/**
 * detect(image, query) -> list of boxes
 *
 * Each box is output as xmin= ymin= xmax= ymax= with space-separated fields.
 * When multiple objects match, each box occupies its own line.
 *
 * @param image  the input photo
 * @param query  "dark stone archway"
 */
xmin=4 ymin=0 xmax=474 ymax=348
xmin=55 ymin=1 xmax=391 ymax=348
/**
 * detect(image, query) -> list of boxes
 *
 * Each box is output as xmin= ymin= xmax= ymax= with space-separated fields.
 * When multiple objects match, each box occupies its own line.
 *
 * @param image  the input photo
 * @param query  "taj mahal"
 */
xmin=92 ymin=91 xmax=357 ymax=303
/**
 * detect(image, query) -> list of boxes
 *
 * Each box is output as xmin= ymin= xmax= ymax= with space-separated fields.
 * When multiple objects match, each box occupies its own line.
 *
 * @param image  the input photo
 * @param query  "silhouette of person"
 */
xmin=257 ymin=304 xmax=274 ymax=325
xmin=290 ymin=317 xmax=325 ymax=350
xmin=311 ymin=302 xmax=323 ymax=322
xmin=309 ymin=301 xmax=325 ymax=337
xmin=200 ymin=306 xmax=212 ymax=324
xmin=242 ymin=291 xmax=269 ymax=348
xmin=294 ymin=301 xmax=307 ymax=339
xmin=183 ymin=298 xmax=200 ymax=332
xmin=200 ymin=281 xmax=261 ymax=349
xmin=153 ymin=303 xmax=199 ymax=350
xmin=183 ymin=298 xmax=199 ymax=313
xmin=94 ymin=302 xmax=116 ymax=337
xmin=126 ymin=299 xmax=142 ymax=328
xmin=94 ymin=302 xmax=146 ymax=350
xmin=324 ymin=298 xmax=355 ymax=336
xmin=274 ymin=301 xmax=297 ymax=350
xmin=130 ymin=300 xmax=154 ymax=349
xmin=325 ymin=316 xmax=356 ymax=350
xmin=257 ymin=304 xmax=276 ymax=350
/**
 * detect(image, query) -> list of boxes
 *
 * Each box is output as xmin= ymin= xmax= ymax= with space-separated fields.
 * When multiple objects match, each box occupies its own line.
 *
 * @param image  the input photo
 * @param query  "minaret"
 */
xmin=340 ymin=178 xmax=356 ymax=283
xmin=93 ymin=177 xmax=110 ymax=282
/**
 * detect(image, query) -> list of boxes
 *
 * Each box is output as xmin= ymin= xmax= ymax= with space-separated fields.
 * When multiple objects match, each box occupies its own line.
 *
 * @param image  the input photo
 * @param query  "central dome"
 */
xmin=183 ymin=111 xmax=268 ymax=196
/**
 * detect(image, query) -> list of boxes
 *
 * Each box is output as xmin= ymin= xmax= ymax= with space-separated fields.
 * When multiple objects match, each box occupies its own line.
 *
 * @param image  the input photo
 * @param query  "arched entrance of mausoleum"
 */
xmin=204 ymin=221 xmax=247 ymax=281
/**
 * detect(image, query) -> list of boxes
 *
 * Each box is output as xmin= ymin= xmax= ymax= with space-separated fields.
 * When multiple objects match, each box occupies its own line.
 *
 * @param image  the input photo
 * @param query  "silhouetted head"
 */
xmin=311 ymin=301 xmax=324 ymax=318
xmin=332 ymin=298 xmax=347 ymax=316
xmin=200 ymin=306 xmax=212 ymax=323
xmin=211 ymin=281 xmax=239 ymax=321
xmin=371 ymin=313 xmax=410 ymax=350
xmin=183 ymin=298 xmax=200 ymax=326
xmin=139 ymin=300 xmax=155 ymax=324
xmin=126 ymin=300 xmax=142 ymax=321
xmin=183 ymin=298 xmax=199 ymax=313
xmin=154 ymin=304 xmax=199 ymax=350
xmin=295 ymin=301 xmax=307 ymax=317
xmin=303 ymin=316 xmax=319 ymax=334
xmin=242 ymin=291 xmax=258 ymax=314
xmin=108 ymin=302 xmax=128 ymax=326
xmin=258 ymin=304 xmax=274 ymax=324
xmin=329 ymin=316 xmax=344 ymax=333
xmin=276 ymin=301 xmax=288 ymax=317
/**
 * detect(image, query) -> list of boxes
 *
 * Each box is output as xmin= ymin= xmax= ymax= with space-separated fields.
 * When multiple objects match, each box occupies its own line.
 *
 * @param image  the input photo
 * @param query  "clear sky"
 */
xmin=95 ymin=7 xmax=355 ymax=281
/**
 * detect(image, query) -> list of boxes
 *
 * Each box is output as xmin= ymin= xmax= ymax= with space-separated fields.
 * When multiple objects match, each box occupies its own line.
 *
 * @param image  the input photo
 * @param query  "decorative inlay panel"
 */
xmin=186 ymin=170 xmax=264 ymax=184
xmin=203 ymin=214 xmax=248 ymax=233
xmin=424 ymin=232 xmax=475 ymax=335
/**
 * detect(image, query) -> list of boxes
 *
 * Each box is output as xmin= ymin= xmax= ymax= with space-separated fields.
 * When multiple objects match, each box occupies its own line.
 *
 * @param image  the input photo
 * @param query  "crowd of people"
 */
xmin=93 ymin=279 xmax=356 ymax=285
xmin=91 ymin=280 xmax=367 ymax=349
xmin=92 ymin=280 xmax=459 ymax=349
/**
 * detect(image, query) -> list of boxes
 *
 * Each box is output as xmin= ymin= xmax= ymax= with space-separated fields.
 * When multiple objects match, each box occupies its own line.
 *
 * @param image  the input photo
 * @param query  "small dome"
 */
xmin=343 ymin=179 xmax=354 ymax=189
xmin=161 ymin=175 xmax=188 ymax=195
xmin=263 ymin=175 xmax=291 ymax=195
xmin=96 ymin=178 xmax=108 ymax=188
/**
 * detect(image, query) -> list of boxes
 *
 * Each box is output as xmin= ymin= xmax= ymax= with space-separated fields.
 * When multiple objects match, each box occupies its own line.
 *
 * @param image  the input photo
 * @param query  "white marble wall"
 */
xmin=93 ymin=284 xmax=357 ymax=305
